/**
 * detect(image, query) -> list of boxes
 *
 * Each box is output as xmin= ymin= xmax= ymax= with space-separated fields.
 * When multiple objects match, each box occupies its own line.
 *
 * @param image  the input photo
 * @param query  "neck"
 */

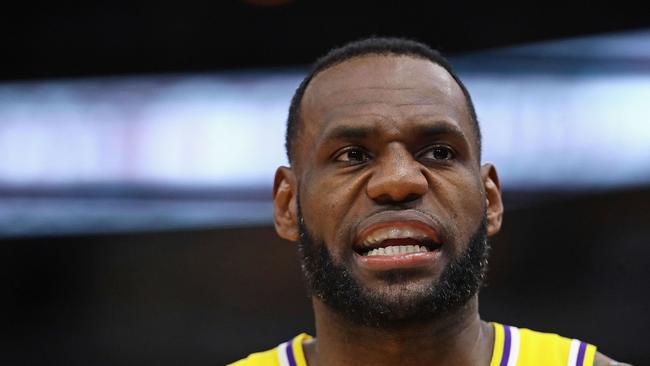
xmin=305 ymin=295 xmax=493 ymax=366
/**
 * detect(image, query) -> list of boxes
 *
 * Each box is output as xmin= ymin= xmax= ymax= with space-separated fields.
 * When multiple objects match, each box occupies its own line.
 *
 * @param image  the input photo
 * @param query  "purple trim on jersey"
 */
xmin=285 ymin=340 xmax=298 ymax=366
xmin=575 ymin=341 xmax=587 ymax=366
xmin=500 ymin=325 xmax=512 ymax=366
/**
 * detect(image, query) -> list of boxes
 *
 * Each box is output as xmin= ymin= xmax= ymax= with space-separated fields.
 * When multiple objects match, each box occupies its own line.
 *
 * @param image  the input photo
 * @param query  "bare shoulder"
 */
xmin=594 ymin=350 xmax=634 ymax=366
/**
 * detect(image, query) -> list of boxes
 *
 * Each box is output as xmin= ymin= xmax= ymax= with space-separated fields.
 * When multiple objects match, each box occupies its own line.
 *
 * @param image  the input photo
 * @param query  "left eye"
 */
xmin=420 ymin=145 xmax=455 ymax=161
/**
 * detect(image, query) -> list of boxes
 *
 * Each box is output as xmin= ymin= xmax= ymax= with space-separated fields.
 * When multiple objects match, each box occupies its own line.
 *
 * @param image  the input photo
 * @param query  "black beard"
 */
xmin=297 ymin=204 xmax=490 ymax=328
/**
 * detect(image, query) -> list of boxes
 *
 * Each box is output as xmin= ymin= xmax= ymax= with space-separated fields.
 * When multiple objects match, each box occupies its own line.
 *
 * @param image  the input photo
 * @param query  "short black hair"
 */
xmin=285 ymin=36 xmax=481 ymax=164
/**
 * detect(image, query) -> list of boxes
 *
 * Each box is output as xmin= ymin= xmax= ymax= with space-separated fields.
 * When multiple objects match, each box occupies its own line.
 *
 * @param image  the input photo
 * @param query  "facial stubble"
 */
xmin=297 ymin=202 xmax=490 ymax=328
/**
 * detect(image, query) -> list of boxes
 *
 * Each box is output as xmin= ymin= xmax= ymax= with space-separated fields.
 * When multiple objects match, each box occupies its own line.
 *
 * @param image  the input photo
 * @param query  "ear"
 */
xmin=480 ymin=163 xmax=504 ymax=237
xmin=273 ymin=166 xmax=299 ymax=241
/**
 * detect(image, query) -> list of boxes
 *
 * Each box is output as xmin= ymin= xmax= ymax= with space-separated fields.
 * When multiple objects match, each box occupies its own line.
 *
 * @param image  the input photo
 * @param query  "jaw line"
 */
xmin=296 ymin=194 xmax=490 ymax=328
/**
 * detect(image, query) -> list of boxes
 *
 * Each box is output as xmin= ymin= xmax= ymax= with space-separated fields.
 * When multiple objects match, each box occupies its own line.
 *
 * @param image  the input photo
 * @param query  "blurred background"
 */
xmin=1 ymin=1 xmax=649 ymax=365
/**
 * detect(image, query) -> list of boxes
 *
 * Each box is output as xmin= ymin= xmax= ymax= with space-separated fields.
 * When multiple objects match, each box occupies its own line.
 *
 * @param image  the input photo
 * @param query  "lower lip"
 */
xmin=354 ymin=249 xmax=442 ymax=271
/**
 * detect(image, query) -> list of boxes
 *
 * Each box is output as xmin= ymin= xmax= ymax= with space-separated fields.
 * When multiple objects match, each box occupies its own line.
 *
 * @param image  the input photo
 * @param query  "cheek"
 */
xmin=434 ymin=171 xmax=485 ymax=244
xmin=300 ymin=175 xmax=362 ymax=250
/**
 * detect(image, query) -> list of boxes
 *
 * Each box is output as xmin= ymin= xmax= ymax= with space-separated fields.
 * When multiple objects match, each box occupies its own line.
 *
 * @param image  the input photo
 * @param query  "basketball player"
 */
xmin=230 ymin=37 xmax=629 ymax=366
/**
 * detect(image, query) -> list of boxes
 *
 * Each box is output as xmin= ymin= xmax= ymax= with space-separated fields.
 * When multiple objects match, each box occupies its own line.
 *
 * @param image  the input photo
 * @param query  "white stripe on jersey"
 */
xmin=277 ymin=341 xmax=291 ymax=366
xmin=507 ymin=326 xmax=521 ymax=366
xmin=567 ymin=339 xmax=581 ymax=366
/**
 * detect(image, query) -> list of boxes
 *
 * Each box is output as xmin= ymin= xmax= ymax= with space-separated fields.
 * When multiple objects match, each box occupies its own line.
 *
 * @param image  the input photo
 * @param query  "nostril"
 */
xmin=372 ymin=192 xmax=422 ymax=206
xmin=402 ymin=193 xmax=422 ymax=203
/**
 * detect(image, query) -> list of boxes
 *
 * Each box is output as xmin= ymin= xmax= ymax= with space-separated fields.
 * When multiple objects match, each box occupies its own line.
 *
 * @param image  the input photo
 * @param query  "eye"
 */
xmin=419 ymin=145 xmax=455 ymax=161
xmin=334 ymin=147 xmax=371 ymax=164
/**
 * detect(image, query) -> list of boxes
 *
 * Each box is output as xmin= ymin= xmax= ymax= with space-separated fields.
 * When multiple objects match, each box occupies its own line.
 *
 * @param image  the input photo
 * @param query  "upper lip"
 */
xmin=353 ymin=210 xmax=443 ymax=251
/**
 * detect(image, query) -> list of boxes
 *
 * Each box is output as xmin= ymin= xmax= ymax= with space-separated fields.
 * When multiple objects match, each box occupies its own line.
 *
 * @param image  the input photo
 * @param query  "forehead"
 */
xmin=300 ymin=54 xmax=474 ymax=149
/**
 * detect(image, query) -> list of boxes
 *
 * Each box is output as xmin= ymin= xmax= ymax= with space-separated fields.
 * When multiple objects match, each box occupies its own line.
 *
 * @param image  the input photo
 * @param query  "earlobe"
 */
xmin=480 ymin=163 xmax=504 ymax=237
xmin=273 ymin=166 xmax=299 ymax=241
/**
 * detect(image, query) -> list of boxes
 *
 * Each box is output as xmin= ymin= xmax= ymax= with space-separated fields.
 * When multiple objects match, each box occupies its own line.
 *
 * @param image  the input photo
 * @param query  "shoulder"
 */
xmin=227 ymin=333 xmax=313 ymax=366
xmin=228 ymin=347 xmax=279 ymax=366
xmin=492 ymin=322 xmax=628 ymax=366
xmin=593 ymin=351 xmax=633 ymax=366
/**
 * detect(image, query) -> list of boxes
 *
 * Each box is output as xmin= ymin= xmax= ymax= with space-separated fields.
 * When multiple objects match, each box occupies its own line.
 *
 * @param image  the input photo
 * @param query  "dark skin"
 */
xmin=273 ymin=55 xmax=625 ymax=366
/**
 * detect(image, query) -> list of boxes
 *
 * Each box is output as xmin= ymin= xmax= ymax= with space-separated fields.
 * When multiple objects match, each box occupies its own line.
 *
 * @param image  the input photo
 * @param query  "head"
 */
xmin=273 ymin=37 xmax=503 ymax=327
xmin=286 ymin=37 xmax=482 ymax=166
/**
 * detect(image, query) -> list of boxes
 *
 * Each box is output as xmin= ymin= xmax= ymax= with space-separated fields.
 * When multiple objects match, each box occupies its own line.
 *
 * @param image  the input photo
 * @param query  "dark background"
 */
xmin=2 ymin=1 xmax=650 ymax=81
xmin=0 ymin=1 xmax=649 ymax=365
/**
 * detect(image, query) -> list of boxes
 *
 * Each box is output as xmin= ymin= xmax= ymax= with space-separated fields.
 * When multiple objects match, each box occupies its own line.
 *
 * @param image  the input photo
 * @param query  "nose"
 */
xmin=366 ymin=144 xmax=429 ymax=204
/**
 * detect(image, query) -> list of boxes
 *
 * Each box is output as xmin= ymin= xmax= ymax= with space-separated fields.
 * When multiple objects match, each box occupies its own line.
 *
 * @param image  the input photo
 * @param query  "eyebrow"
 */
xmin=413 ymin=124 xmax=467 ymax=140
xmin=321 ymin=125 xmax=373 ymax=142
xmin=321 ymin=121 xmax=467 ymax=143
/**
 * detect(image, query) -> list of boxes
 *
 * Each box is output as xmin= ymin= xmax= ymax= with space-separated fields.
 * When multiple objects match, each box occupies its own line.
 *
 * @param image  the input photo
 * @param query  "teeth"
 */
xmin=363 ymin=227 xmax=431 ymax=246
xmin=365 ymin=245 xmax=429 ymax=256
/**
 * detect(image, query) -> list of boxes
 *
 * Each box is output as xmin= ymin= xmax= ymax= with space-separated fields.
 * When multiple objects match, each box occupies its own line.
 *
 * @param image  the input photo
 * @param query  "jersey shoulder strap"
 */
xmin=228 ymin=333 xmax=312 ymax=366
xmin=490 ymin=322 xmax=597 ymax=366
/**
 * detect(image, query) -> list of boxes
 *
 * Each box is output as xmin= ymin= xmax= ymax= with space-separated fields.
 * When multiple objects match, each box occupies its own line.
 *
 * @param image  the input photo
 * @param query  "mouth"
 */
xmin=351 ymin=212 xmax=446 ymax=271
xmin=353 ymin=221 xmax=443 ymax=257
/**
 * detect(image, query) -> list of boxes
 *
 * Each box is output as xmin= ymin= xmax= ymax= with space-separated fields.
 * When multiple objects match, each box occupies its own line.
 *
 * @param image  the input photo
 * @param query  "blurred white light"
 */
xmin=470 ymin=74 xmax=650 ymax=188
xmin=1 ymin=70 xmax=649 ymax=189
xmin=0 ymin=74 xmax=299 ymax=187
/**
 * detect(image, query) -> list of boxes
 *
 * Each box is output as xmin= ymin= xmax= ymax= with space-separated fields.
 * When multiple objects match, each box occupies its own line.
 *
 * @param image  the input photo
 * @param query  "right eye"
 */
xmin=334 ymin=147 xmax=371 ymax=164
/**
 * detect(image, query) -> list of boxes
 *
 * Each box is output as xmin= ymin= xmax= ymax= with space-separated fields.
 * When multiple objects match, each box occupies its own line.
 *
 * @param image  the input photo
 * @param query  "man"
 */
xmin=231 ymin=37 xmax=627 ymax=366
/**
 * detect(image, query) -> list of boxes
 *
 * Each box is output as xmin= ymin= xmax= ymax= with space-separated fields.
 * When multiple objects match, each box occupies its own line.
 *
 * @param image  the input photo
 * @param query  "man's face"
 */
xmin=274 ymin=54 xmax=502 ymax=325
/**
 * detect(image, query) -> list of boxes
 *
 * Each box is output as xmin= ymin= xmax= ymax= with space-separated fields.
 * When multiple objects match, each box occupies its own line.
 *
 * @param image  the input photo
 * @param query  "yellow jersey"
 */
xmin=229 ymin=322 xmax=597 ymax=366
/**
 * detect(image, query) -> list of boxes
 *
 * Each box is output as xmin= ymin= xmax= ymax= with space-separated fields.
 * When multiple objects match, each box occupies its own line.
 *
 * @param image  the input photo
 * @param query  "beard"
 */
xmin=297 ymin=203 xmax=490 ymax=328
